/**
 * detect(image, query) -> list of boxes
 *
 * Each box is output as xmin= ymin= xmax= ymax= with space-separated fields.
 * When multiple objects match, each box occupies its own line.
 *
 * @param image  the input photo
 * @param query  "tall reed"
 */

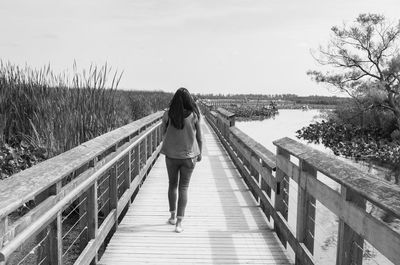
xmin=0 ymin=62 xmax=171 ymax=158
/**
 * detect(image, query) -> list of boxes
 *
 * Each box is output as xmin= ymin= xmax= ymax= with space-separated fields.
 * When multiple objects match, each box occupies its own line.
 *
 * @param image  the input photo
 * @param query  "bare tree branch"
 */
xmin=308 ymin=14 xmax=400 ymax=129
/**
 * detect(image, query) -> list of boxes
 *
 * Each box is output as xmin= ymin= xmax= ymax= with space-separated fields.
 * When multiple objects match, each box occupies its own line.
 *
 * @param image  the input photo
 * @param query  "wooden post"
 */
xmin=79 ymin=192 xmax=88 ymax=252
xmin=223 ymin=122 xmax=228 ymax=139
xmin=158 ymin=125 xmax=162 ymax=145
xmin=336 ymin=186 xmax=365 ymax=265
xmin=248 ymin=152 xmax=259 ymax=203
xmin=127 ymin=150 xmax=133 ymax=203
xmin=123 ymin=154 xmax=129 ymax=195
xmin=148 ymin=133 xmax=152 ymax=159
xmin=41 ymin=182 xmax=60 ymax=265
xmin=135 ymin=144 xmax=140 ymax=178
xmin=109 ymin=164 xmax=118 ymax=231
xmin=274 ymin=147 xmax=290 ymax=247
xmin=56 ymin=213 xmax=63 ymax=264
xmin=155 ymin=126 xmax=159 ymax=146
xmin=260 ymin=161 xmax=272 ymax=221
xmin=87 ymin=182 xmax=98 ymax=265
xmin=0 ymin=217 xmax=8 ymax=252
xmin=295 ymin=160 xmax=317 ymax=264
xmin=143 ymin=137 xmax=148 ymax=167
xmin=152 ymin=130 xmax=156 ymax=152
xmin=220 ymin=118 xmax=225 ymax=138
xmin=228 ymin=115 xmax=235 ymax=127
xmin=47 ymin=182 xmax=62 ymax=265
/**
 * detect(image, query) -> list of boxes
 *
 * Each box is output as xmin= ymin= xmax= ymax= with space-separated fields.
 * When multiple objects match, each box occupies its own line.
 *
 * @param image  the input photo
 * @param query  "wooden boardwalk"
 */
xmin=99 ymin=121 xmax=292 ymax=265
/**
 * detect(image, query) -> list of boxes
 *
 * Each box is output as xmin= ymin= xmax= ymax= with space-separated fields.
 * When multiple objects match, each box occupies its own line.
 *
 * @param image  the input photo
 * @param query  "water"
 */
xmin=236 ymin=109 xmax=392 ymax=265
xmin=236 ymin=109 xmax=328 ymax=153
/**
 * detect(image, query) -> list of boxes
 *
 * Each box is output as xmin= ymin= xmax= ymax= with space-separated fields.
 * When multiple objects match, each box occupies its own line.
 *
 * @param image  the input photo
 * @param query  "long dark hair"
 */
xmin=168 ymin=87 xmax=200 ymax=129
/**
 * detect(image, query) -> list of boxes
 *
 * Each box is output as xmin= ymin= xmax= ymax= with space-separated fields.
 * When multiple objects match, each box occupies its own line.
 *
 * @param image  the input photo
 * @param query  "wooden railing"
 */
xmin=199 ymin=102 xmax=400 ymax=265
xmin=0 ymin=112 xmax=164 ymax=265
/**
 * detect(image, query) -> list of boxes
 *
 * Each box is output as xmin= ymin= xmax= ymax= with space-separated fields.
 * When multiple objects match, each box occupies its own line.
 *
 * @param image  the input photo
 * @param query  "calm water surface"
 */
xmin=236 ymin=109 xmax=391 ymax=265
xmin=236 ymin=109 xmax=328 ymax=153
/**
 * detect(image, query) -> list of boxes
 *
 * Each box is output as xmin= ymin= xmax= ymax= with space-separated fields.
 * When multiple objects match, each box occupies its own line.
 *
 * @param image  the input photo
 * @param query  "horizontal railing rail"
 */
xmin=199 ymin=101 xmax=400 ymax=265
xmin=274 ymin=137 xmax=400 ymax=265
xmin=0 ymin=111 xmax=164 ymax=265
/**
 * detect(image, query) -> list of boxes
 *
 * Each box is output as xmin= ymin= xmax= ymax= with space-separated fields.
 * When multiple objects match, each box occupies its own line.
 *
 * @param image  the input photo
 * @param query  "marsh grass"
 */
xmin=0 ymin=61 xmax=172 ymax=161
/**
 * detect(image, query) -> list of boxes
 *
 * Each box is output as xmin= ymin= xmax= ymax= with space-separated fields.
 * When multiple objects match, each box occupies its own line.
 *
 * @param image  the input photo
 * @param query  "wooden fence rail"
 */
xmin=0 ymin=112 xmax=164 ymax=265
xmin=199 ymin=101 xmax=400 ymax=265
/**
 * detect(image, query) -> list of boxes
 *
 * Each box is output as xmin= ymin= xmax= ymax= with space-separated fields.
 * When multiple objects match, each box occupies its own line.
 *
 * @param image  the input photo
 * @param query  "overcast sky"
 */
xmin=1 ymin=0 xmax=399 ymax=96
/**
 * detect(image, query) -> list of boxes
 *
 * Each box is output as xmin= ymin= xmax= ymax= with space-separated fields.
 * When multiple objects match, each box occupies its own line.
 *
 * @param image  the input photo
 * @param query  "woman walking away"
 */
xmin=160 ymin=87 xmax=203 ymax=233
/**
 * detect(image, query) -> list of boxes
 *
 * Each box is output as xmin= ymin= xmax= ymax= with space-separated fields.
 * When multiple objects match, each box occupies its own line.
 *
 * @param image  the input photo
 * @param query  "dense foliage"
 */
xmin=297 ymin=119 xmax=400 ymax=183
xmin=222 ymin=105 xmax=278 ymax=120
xmin=0 ymin=62 xmax=172 ymax=179
xmin=198 ymin=93 xmax=349 ymax=106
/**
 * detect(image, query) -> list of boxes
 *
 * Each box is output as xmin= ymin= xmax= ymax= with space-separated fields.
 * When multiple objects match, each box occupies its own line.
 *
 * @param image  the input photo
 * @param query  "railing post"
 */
xmin=275 ymin=147 xmax=290 ymax=247
xmin=0 ymin=217 xmax=7 ymax=253
xmin=87 ymin=181 xmax=98 ymax=265
xmin=155 ymin=125 xmax=159 ymax=146
xmin=109 ymin=163 xmax=118 ymax=231
xmin=147 ymin=133 xmax=152 ymax=159
xmin=249 ymin=153 xmax=260 ymax=203
xmin=49 ymin=182 xmax=62 ymax=265
xmin=336 ymin=187 xmax=365 ymax=265
xmin=143 ymin=137 xmax=148 ymax=166
xmin=296 ymin=160 xmax=317 ymax=264
xmin=158 ymin=125 xmax=162 ymax=145
xmin=260 ymin=161 xmax=272 ymax=221
xmin=127 ymin=149 xmax=133 ymax=205
xmin=123 ymin=153 xmax=130 ymax=196
xmin=135 ymin=144 xmax=140 ymax=177
xmin=228 ymin=115 xmax=235 ymax=127
xmin=153 ymin=130 xmax=157 ymax=153
xmin=79 ymin=192 xmax=88 ymax=252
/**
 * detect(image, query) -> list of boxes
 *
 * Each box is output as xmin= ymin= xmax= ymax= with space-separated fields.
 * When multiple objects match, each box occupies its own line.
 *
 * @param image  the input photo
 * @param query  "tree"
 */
xmin=308 ymin=14 xmax=400 ymax=131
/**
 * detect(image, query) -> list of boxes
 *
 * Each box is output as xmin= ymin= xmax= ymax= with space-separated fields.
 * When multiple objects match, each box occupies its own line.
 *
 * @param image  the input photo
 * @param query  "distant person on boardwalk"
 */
xmin=160 ymin=87 xmax=203 ymax=233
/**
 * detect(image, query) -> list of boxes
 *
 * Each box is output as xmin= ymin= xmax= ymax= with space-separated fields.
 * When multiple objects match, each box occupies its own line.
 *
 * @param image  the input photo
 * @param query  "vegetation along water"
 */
xmin=301 ymin=14 xmax=400 ymax=185
xmin=0 ymin=62 xmax=172 ymax=180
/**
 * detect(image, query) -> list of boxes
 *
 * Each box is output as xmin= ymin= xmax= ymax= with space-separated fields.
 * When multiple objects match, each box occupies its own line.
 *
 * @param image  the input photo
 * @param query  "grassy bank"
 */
xmin=0 ymin=62 xmax=172 ymax=179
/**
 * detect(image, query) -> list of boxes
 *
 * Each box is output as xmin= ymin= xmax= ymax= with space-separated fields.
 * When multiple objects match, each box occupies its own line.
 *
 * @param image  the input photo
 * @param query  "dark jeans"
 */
xmin=165 ymin=157 xmax=196 ymax=218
